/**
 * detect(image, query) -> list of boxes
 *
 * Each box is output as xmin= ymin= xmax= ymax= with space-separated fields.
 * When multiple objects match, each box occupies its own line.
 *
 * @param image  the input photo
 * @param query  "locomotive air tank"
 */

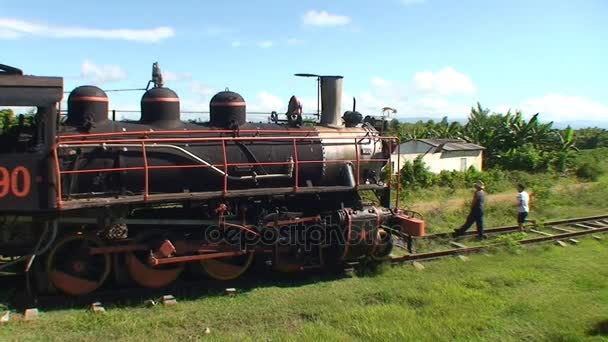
xmin=209 ymin=90 xmax=246 ymax=128
xmin=140 ymin=87 xmax=183 ymax=129
xmin=66 ymin=85 xmax=109 ymax=129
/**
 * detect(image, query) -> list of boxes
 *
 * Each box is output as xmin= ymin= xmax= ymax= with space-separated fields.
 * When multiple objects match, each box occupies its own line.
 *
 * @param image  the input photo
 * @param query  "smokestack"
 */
xmin=320 ymin=76 xmax=344 ymax=126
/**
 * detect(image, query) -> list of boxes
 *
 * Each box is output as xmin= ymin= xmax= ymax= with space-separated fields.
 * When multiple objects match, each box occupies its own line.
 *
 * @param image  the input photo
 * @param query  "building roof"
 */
xmin=418 ymin=139 xmax=485 ymax=151
xmin=395 ymin=138 xmax=485 ymax=153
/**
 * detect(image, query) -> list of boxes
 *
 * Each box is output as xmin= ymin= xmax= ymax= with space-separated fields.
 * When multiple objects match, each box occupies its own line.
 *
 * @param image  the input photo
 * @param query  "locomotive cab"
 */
xmin=0 ymin=64 xmax=63 ymax=211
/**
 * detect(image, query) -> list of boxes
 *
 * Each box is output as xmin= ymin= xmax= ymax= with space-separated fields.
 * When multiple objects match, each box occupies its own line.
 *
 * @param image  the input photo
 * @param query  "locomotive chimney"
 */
xmin=319 ymin=76 xmax=344 ymax=127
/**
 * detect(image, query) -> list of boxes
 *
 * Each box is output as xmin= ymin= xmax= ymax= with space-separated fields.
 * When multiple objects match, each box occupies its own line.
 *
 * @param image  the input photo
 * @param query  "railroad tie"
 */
xmin=24 ymin=308 xmax=38 ymax=321
xmin=89 ymin=302 xmax=106 ymax=313
xmin=572 ymin=223 xmax=595 ymax=230
xmin=457 ymin=255 xmax=470 ymax=262
xmin=160 ymin=295 xmax=177 ymax=306
xmin=144 ymin=299 xmax=157 ymax=307
xmin=529 ymin=229 xmax=553 ymax=237
xmin=449 ymin=241 xmax=468 ymax=249
xmin=555 ymin=240 xmax=568 ymax=247
xmin=412 ymin=261 xmax=425 ymax=270
xmin=547 ymin=226 xmax=575 ymax=233
xmin=568 ymin=239 xmax=579 ymax=245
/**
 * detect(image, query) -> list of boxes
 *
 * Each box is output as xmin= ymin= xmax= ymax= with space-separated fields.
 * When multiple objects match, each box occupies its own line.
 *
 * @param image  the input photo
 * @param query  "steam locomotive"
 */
xmin=0 ymin=63 xmax=423 ymax=296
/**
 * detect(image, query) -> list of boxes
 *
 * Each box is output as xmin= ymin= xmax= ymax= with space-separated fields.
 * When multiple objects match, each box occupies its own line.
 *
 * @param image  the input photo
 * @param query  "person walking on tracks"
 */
xmin=516 ymin=183 xmax=533 ymax=231
xmin=453 ymin=180 xmax=487 ymax=239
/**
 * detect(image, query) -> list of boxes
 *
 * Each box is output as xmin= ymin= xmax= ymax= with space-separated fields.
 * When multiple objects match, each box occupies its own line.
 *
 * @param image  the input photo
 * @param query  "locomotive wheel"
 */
xmin=125 ymin=232 xmax=184 ymax=288
xmin=46 ymin=234 xmax=111 ymax=296
xmin=200 ymin=252 xmax=254 ymax=281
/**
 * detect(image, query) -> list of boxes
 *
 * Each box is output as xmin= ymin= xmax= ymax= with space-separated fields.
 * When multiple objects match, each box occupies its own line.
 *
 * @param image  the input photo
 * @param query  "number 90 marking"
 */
xmin=0 ymin=166 xmax=31 ymax=198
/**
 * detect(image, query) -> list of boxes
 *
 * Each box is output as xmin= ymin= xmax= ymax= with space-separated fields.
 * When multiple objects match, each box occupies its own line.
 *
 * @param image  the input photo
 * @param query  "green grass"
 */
xmin=404 ymin=175 xmax=608 ymax=234
xmin=1 ymin=238 xmax=607 ymax=341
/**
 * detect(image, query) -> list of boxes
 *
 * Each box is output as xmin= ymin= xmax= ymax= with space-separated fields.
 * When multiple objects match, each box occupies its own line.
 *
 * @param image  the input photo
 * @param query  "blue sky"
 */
xmin=1 ymin=0 xmax=607 ymax=124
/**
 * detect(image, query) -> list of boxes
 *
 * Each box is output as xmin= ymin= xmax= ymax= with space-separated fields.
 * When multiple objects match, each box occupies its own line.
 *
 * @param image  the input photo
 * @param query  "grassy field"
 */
xmin=0 ymin=238 xmax=607 ymax=341
xmin=2 ymin=154 xmax=608 ymax=340
xmin=398 ymin=173 xmax=608 ymax=234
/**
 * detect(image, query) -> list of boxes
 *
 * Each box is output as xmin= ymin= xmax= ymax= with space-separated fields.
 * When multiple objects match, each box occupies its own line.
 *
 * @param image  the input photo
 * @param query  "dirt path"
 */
xmin=410 ymin=192 xmax=517 ymax=213
xmin=409 ymin=182 xmax=594 ymax=214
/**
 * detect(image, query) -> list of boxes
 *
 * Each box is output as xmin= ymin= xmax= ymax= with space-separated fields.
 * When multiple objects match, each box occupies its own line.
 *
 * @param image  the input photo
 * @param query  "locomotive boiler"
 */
xmin=0 ymin=63 xmax=422 ymax=296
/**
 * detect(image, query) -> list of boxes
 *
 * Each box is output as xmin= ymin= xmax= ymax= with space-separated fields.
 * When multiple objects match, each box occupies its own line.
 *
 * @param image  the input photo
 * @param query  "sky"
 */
xmin=1 ymin=0 xmax=607 ymax=125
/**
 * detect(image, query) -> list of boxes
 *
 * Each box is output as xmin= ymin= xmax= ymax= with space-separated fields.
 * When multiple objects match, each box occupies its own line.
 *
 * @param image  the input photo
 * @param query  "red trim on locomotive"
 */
xmin=210 ymin=101 xmax=247 ymax=107
xmin=68 ymin=96 xmax=109 ymax=102
xmin=141 ymin=97 xmax=180 ymax=103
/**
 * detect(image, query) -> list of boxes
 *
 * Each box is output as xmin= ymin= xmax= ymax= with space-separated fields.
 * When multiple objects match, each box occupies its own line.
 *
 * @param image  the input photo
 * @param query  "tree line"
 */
xmin=387 ymin=102 xmax=590 ymax=173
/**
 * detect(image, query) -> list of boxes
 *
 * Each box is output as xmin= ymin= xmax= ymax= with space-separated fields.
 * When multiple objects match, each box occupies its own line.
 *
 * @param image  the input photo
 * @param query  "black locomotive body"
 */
xmin=0 ymin=63 xmax=421 ymax=296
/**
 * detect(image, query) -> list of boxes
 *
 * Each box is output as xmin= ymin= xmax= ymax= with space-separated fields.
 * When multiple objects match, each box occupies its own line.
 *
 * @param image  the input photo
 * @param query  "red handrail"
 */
xmin=142 ymin=142 xmax=149 ymax=201
xmin=396 ymin=142 xmax=401 ymax=208
xmin=52 ymin=131 xmax=400 ymax=209
xmin=354 ymin=138 xmax=360 ymax=188
xmin=292 ymin=138 xmax=299 ymax=192
xmin=221 ymin=140 xmax=228 ymax=196
xmin=57 ymin=129 xmax=320 ymax=140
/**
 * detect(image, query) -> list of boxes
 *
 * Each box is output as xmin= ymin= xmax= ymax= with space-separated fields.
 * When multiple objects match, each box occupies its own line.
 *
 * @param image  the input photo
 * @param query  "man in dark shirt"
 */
xmin=453 ymin=180 xmax=487 ymax=239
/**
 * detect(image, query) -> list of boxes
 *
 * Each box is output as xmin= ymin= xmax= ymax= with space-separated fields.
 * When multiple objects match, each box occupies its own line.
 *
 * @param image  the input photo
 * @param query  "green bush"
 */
xmin=500 ymin=145 xmax=550 ymax=172
xmin=399 ymin=156 xmax=435 ymax=189
xmin=575 ymin=161 xmax=603 ymax=181
xmin=436 ymin=170 xmax=466 ymax=188
xmin=571 ymin=148 xmax=608 ymax=181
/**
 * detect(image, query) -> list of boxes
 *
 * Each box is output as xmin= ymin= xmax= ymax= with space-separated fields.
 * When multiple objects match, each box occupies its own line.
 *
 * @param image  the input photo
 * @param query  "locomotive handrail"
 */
xmin=52 ymin=133 xmax=400 ymax=209
xmin=292 ymin=138 xmax=299 ymax=192
xmin=57 ymin=129 xmax=322 ymax=140
xmin=221 ymin=140 xmax=228 ymax=196
xmin=56 ymin=134 xmax=393 ymax=145
xmin=141 ymin=142 xmax=149 ymax=201
xmin=354 ymin=137 xmax=360 ymax=187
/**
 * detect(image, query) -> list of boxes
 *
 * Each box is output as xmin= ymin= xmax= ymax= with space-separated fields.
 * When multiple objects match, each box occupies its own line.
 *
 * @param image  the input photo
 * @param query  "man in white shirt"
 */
xmin=517 ymin=183 xmax=530 ymax=231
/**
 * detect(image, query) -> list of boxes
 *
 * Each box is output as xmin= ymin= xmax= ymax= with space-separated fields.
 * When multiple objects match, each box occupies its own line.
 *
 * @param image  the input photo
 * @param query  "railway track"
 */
xmin=4 ymin=215 xmax=607 ymax=312
xmin=390 ymin=214 xmax=608 ymax=264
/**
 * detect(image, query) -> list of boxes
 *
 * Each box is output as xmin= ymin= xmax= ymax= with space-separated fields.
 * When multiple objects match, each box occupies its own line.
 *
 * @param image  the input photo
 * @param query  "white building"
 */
xmin=390 ymin=139 xmax=485 ymax=174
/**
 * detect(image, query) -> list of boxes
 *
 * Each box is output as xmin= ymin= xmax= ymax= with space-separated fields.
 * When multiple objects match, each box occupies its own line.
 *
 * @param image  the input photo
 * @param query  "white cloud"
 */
xmin=413 ymin=67 xmax=476 ymax=96
xmin=302 ymin=10 xmax=351 ymax=27
xmin=370 ymin=76 xmax=408 ymax=103
xmin=203 ymin=26 xmax=233 ymax=36
xmin=352 ymin=75 xmax=475 ymax=120
xmin=518 ymin=94 xmax=608 ymax=121
xmin=80 ymin=60 xmax=128 ymax=84
xmin=231 ymin=40 xmax=241 ymax=48
xmin=257 ymin=40 xmax=274 ymax=48
xmin=163 ymin=71 xmax=192 ymax=82
xmin=0 ymin=17 xmax=174 ymax=43
xmin=0 ymin=28 xmax=20 ymax=39
xmin=249 ymin=91 xmax=284 ymax=112
xmin=286 ymin=37 xmax=305 ymax=46
xmin=190 ymin=81 xmax=215 ymax=97
xmin=371 ymin=77 xmax=393 ymax=88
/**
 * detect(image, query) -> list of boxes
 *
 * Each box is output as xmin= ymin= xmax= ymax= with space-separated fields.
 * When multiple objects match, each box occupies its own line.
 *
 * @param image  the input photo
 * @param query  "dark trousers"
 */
xmin=457 ymin=211 xmax=484 ymax=237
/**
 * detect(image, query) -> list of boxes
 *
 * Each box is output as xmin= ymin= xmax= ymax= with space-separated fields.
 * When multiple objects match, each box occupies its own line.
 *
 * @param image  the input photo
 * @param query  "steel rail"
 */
xmin=415 ymin=214 xmax=608 ymax=240
xmin=391 ymin=215 xmax=608 ymax=264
